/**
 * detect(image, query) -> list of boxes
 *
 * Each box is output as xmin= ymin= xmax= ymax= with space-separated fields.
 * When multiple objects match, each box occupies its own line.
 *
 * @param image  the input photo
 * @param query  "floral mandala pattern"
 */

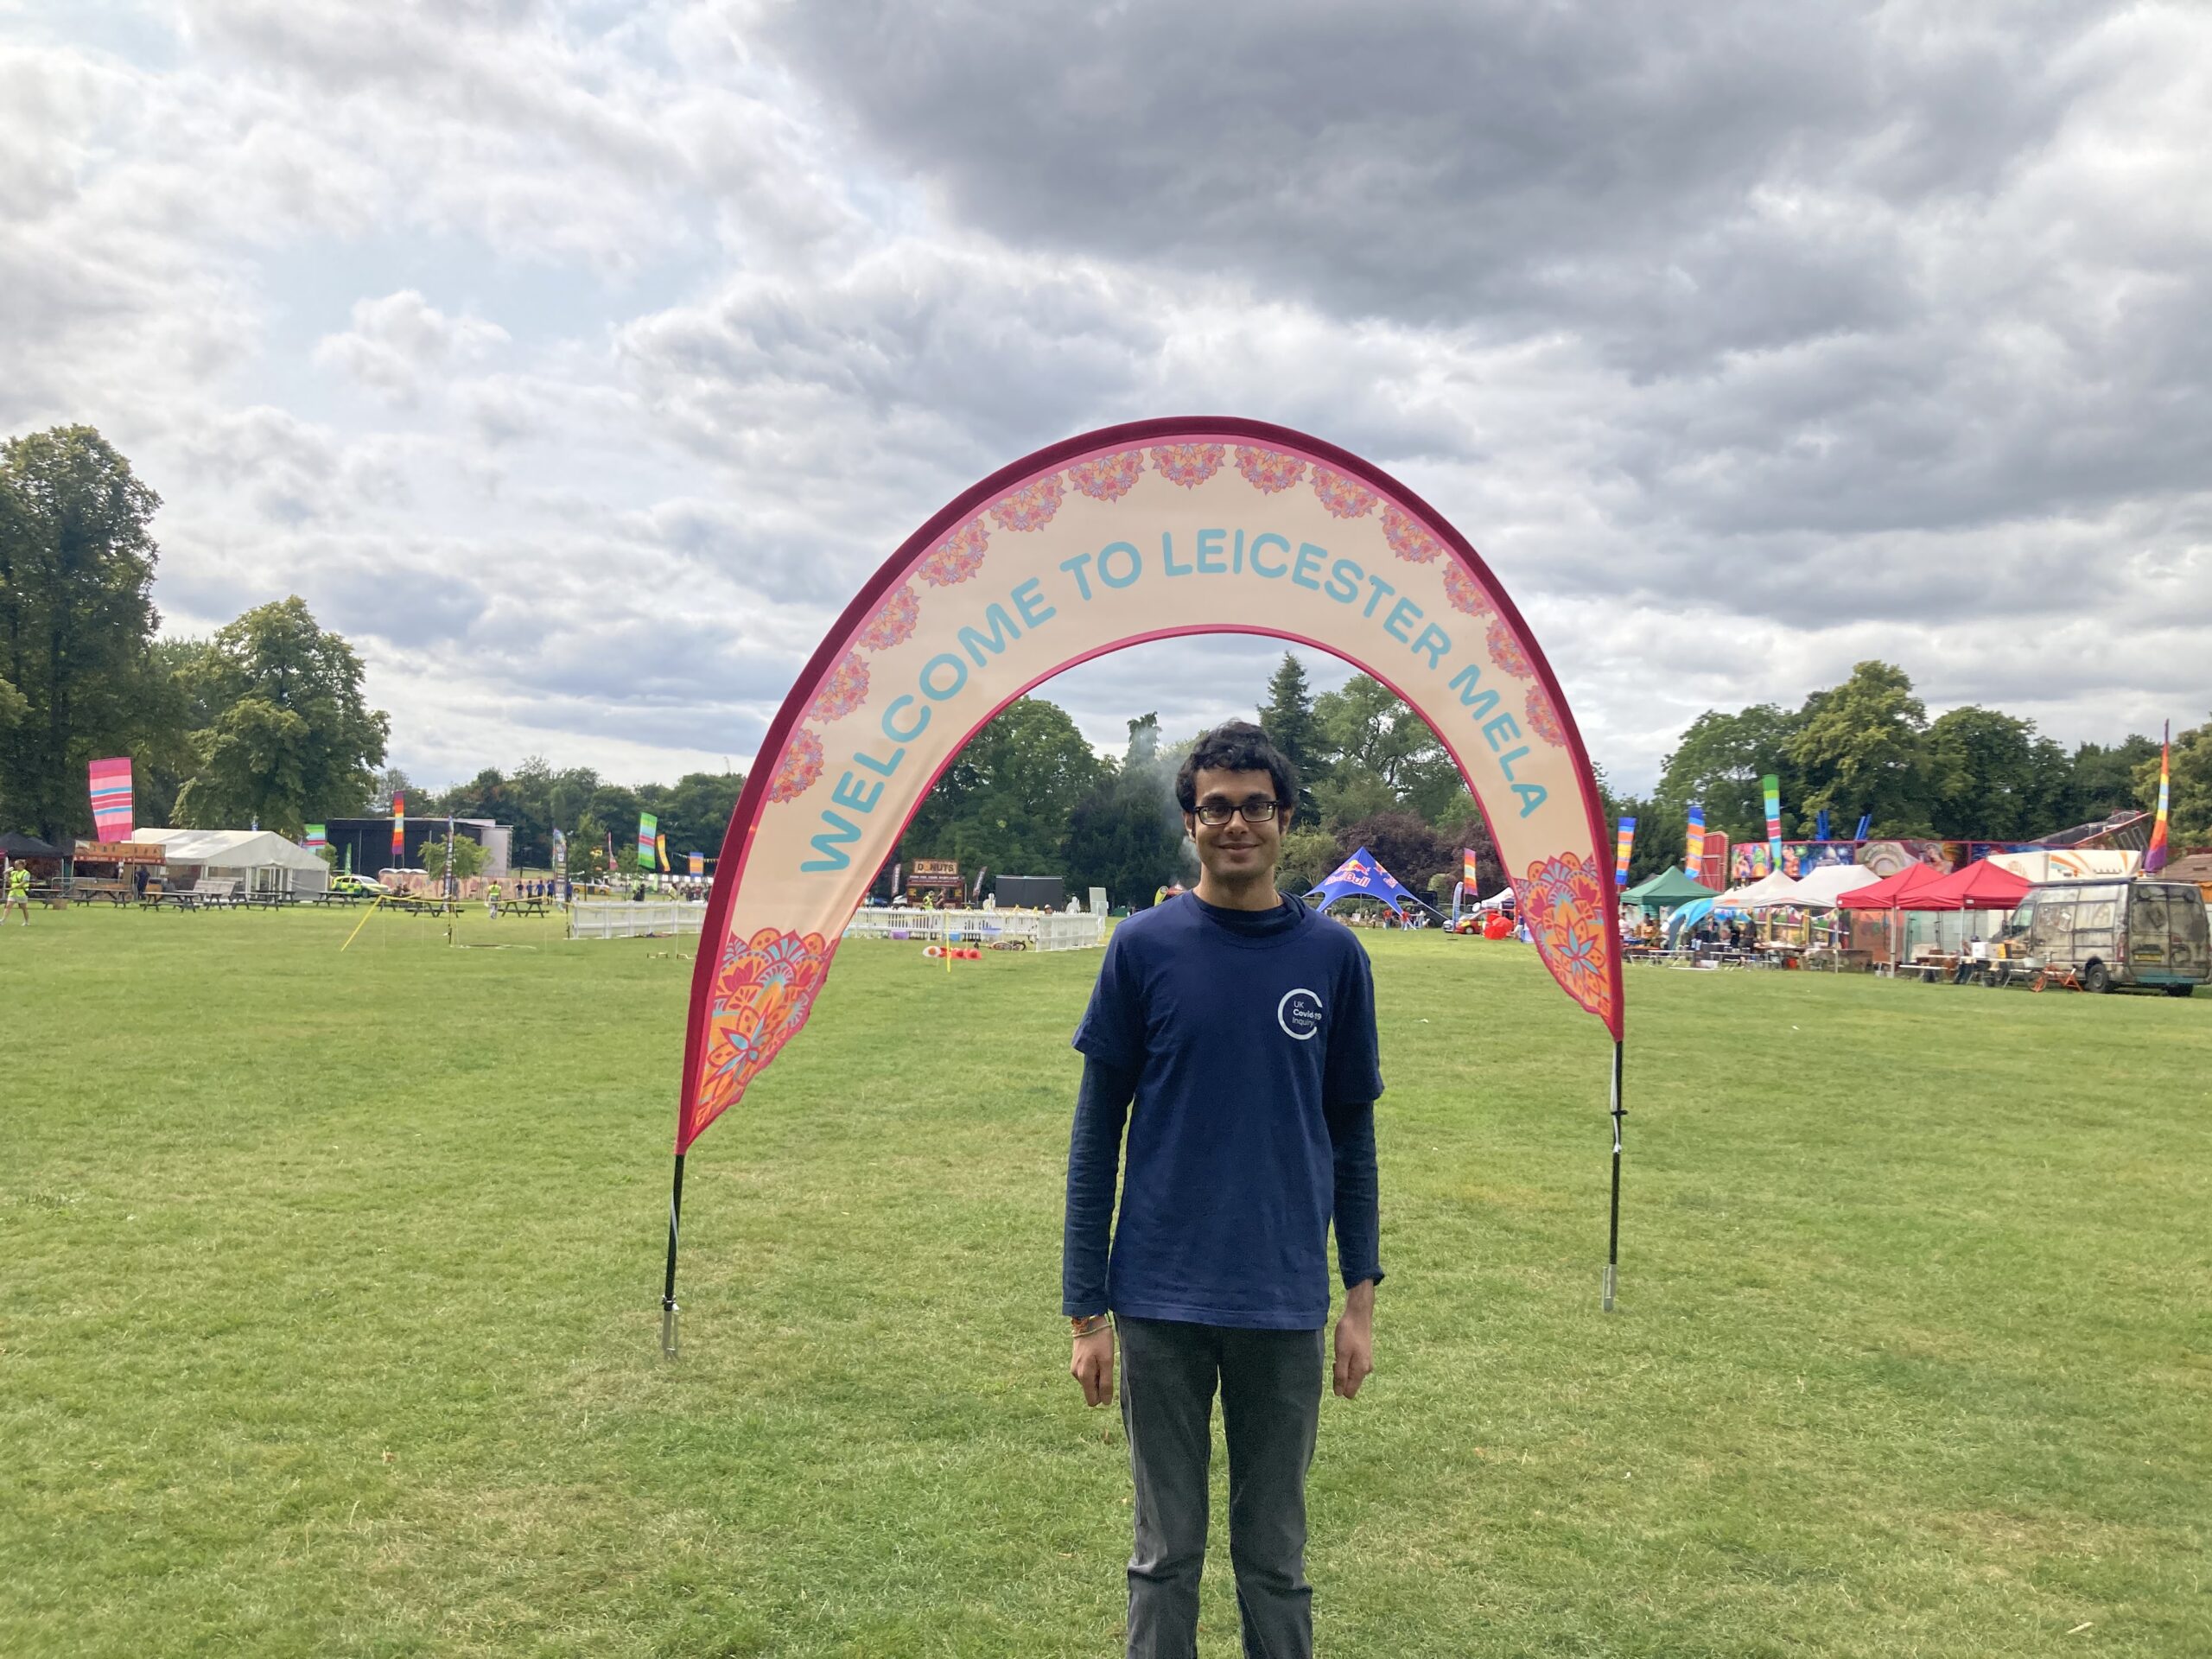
xmin=1067 ymin=450 xmax=1145 ymax=501
xmin=989 ymin=474 xmax=1065 ymax=532
xmin=808 ymin=651 xmax=869 ymax=724
xmin=857 ymin=583 xmax=920 ymax=652
xmin=1151 ymin=443 xmax=1225 ymax=487
xmin=1516 ymin=852 xmax=1615 ymax=1028
xmin=1235 ymin=448 xmax=1306 ymax=493
xmin=1524 ymin=683 xmax=1566 ymax=747
xmin=1485 ymin=615 xmax=1534 ymax=679
xmin=768 ymin=727 xmax=823 ymax=804
xmin=1382 ymin=506 xmax=1444 ymax=564
xmin=918 ymin=520 xmax=988 ymax=587
xmin=693 ymin=927 xmax=834 ymax=1127
xmin=1310 ymin=465 xmax=1378 ymax=519
xmin=1442 ymin=563 xmax=1495 ymax=619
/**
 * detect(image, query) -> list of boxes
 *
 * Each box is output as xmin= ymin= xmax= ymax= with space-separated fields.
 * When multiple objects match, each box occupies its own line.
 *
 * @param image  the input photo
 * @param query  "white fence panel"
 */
xmin=840 ymin=906 xmax=1105 ymax=951
xmin=568 ymin=899 xmax=706 ymax=940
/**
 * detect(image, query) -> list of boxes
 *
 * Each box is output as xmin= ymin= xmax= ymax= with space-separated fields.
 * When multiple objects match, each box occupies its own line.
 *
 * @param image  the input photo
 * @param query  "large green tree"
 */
xmin=0 ymin=426 xmax=168 ymax=840
xmin=2064 ymin=734 xmax=2160 ymax=827
xmin=1926 ymin=707 xmax=2071 ymax=841
xmin=1785 ymin=661 xmax=1933 ymax=836
xmin=1256 ymin=652 xmax=1323 ymax=824
xmin=1065 ymin=713 xmax=1188 ymax=909
xmin=1655 ymin=702 xmax=1802 ymax=843
xmin=1310 ymin=675 xmax=1460 ymax=826
xmin=2136 ymin=716 xmax=2212 ymax=852
xmin=902 ymin=696 xmax=1104 ymax=880
xmin=172 ymin=597 xmax=389 ymax=836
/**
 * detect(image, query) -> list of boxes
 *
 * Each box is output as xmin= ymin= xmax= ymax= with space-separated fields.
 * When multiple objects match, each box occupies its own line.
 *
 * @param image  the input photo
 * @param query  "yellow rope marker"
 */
xmin=339 ymin=895 xmax=385 ymax=953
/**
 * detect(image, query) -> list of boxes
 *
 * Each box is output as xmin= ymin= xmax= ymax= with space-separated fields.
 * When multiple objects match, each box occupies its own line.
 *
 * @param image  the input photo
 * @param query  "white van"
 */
xmin=2002 ymin=879 xmax=2210 ymax=995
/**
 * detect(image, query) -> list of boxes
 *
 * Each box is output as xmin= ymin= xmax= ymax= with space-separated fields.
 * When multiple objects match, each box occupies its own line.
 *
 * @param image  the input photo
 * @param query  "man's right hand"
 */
xmin=1070 ymin=1326 xmax=1116 ymax=1408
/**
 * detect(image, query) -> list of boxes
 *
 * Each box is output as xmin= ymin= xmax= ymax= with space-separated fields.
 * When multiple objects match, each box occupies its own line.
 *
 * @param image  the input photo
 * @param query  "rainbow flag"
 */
xmin=1685 ymin=803 xmax=1705 ymax=872
xmin=638 ymin=813 xmax=658 ymax=870
xmin=2145 ymin=722 xmax=2171 ymax=874
xmin=656 ymin=831 xmax=670 ymax=872
xmin=1762 ymin=773 xmax=1783 ymax=866
xmin=302 ymin=823 xmax=327 ymax=851
xmin=688 ymin=852 xmax=704 ymax=877
xmin=1614 ymin=817 xmax=1637 ymax=887
xmin=88 ymin=758 xmax=133 ymax=840
xmin=1461 ymin=847 xmax=1480 ymax=891
xmin=391 ymin=794 xmax=405 ymax=860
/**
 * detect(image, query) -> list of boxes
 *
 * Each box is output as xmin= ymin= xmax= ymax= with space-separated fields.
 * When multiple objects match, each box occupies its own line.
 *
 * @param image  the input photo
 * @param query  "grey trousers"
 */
xmin=1116 ymin=1316 xmax=1325 ymax=1659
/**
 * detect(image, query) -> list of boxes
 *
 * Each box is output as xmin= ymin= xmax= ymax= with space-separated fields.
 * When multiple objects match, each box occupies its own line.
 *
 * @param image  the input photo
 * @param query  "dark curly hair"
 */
xmin=1174 ymin=720 xmax=1300 ymax=816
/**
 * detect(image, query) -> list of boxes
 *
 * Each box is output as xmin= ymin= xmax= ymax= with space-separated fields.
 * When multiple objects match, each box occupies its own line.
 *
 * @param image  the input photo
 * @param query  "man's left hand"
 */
xmin=1333 ymin=1281 xmax=1376 ymax=1399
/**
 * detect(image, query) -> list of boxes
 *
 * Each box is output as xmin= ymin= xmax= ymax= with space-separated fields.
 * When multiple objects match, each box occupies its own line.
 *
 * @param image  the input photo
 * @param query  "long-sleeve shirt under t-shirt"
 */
xmin=1062 ymin=893 xmax=1383 ymax=1330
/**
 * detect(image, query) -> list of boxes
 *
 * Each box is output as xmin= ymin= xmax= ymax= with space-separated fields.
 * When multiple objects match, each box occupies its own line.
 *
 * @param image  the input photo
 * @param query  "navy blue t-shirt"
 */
xmin=1068 ymin=893 xmax=1383 ymax=1329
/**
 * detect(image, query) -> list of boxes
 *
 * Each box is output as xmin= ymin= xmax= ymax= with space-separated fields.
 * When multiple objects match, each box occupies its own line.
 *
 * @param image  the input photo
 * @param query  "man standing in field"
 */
xmin=3 ymin=860 xmax=30 ymax=925
xmin=1064 ymin=720 xmax=1383 ymax=1658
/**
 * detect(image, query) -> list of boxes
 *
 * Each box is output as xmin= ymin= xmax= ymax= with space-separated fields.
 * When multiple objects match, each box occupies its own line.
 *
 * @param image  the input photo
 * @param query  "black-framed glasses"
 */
xmin=1193 ymin=799 xmax=1287 ymax=825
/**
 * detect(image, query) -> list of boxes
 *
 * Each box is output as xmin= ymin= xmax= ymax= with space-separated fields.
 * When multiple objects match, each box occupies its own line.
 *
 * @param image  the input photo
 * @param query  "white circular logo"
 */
xmin=1277 ymin=988 xmax=1325 ymax=1040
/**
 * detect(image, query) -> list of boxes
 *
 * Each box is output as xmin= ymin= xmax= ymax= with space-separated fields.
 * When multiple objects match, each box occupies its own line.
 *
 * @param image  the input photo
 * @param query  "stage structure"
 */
xmin=662 ymin=417 xmax=1626 ymax=1352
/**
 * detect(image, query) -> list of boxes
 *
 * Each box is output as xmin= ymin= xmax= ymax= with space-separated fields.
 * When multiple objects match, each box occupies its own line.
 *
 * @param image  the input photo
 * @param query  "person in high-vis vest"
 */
xmin=3 ymin=862 xmax=31 ymax=925
xmin=485 ymin=880 xmax=501 ymax=919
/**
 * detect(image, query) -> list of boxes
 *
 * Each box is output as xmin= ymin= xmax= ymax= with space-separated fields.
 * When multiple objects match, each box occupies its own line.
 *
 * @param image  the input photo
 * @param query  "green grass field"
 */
xmin=3 ymin=906 xmax=2209 ymax=1656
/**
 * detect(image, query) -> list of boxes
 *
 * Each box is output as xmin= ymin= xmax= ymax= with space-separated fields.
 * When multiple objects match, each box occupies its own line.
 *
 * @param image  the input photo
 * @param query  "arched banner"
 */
xmin=658 ymin=417 xmax=1628 ymax=1347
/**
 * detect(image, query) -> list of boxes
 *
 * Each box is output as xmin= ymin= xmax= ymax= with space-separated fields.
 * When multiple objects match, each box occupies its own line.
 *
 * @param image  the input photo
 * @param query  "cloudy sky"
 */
xmin=4 ymin=1 xmax=2207 ymax=794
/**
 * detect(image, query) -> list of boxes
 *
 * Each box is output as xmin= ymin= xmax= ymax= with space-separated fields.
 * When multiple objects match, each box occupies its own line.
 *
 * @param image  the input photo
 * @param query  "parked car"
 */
xmin=1999 ymin=879 xmax=2209 ymax=995
xmin=330 ymin=872 xmax=390 ymax=897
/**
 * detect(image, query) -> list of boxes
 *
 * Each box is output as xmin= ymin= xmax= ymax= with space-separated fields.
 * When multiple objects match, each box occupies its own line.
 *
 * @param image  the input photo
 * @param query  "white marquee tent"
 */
xmin=1721 ymin=868 xmax=1808 ymax=911
xmin=1790 ymin=864 xmax=1884 ymax=907
xmin=135 ymin=828 xmax=330 ymax=895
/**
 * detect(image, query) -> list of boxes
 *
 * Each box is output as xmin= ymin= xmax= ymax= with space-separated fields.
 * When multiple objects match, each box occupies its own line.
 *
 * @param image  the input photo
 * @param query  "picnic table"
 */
xmin=506 ymin=897 xmax=551 ymax=918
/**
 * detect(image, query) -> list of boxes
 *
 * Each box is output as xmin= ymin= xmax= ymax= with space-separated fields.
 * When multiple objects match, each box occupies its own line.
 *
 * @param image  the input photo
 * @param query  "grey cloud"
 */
xmin=314 ymin=290 xmax=509 ymax=404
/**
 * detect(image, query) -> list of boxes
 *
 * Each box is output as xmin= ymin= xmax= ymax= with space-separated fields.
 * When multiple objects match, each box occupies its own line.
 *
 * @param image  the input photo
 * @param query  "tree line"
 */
xmin=5 ymin=425 xmax=2200 ymax=893
xmin=1603 ymin=658 xmax=2203 ymax=886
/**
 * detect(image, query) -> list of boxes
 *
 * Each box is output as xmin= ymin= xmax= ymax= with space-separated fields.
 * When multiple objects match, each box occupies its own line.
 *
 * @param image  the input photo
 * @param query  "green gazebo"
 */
xmin=1621 ymin=866 xmax=1718 ymax=911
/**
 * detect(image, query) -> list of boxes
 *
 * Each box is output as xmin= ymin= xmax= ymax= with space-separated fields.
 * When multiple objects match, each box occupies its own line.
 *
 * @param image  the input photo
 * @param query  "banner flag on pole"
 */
xmin=391 ymin=795 xmax=405 ymax=861
xmin=1815 ymin=807 xmax=1831 ymax=842
xmin=1762 ymin=774 xmax=1783 ymax=868
xmin=1684 ymin=804 xmax=1705 ymax=873
xmin=638 ymin=813 xmax=658 ymax=870
xmin=605 ymin=830 xmax=616 ymax=868
xmin=302 ymin=823 xmax=327 ymax=850
xmin=1462 ymin=847 xmax=1481 ymax=891
xmin=551 ymin=828 xmax=567 ymax=873
xmin=656 ymin=831 xmax=670 ymax=872
xmin=2145 ymin=721 xmax=2171 ymax=874
xmin=1613 ymin=817 xmax=1637 ymax=887
xmin=88 ymin=758 xmax=134 ymax=840
xmin=1853 ymin=812 xmax=1871 ymax=842
xmin=688 ymin=852 xmax=704 ymax=876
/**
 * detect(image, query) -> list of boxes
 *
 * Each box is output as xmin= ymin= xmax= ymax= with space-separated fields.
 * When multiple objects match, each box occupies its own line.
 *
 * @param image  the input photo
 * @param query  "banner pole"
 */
xmin=660 ymin=1151 xmax=686 ymax=1358
xmin=1604 ymin=1039 xmax=1624 ymax=1312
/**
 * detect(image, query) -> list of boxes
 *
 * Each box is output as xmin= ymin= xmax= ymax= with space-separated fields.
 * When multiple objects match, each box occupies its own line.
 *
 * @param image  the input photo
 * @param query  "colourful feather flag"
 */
xmin=1614 ymin=817 xmax=1637 ymax=887
xmin=391 ymin=794 xmax=405 ymax=860
xmin=1685 ymin=804 xmax=1705 ymax=872
xmin=638 ymin=813 xmax=658 ymax=870
xmin=1762 ymin=774 xmax=1783 ymax=868
xmin=656 ymin=831 xmax=670 ymax=872
xmin=1461 ymin=847 xmax=1480 ymax=891
xmin=2145 ymin=722 xmax=2171 ymax=874
xmin=88 ymin=758 xmax=133 ymax=840
xmin=302 ymin=823 xmax=327 ymax=851
xmin=688 ymin=852 xmax=704 ymax=876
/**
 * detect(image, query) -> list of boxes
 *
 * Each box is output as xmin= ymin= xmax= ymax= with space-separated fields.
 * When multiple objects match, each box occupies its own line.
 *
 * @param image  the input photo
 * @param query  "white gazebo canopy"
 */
xmin=1790 ymin=863 xmax=1883 ymax=908
xmin=1726 ymin=868 xmax=1810 ymax=910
